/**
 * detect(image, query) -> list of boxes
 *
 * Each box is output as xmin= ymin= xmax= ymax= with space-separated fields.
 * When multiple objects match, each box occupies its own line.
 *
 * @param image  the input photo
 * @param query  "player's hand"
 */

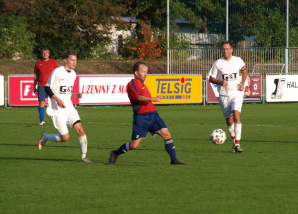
xmin=56 ymin=98 xmax=65 ymax=108
xmin=221 ymin=80 xmax=228 ymax=87
xmin=152 ymin=96 xmax=162 ymax=102
xmin=33 ymin=88 xmax=37 ymax=95
xmin=76 ymin=91 xmax=82 ymax=99
xmin=237 ymin=83 xmax=245 ymax=91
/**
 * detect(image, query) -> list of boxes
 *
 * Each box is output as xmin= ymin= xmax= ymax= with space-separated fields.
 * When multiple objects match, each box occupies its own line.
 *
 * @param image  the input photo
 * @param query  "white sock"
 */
xmin=44 ymin=133 xmax=61 ymax=142
xmin=78 ymin=135 xmax=88 ymax=159
xmin=234 ymin=123 xmax=242 ymax=143
xmin=226 ymin=123 xmax=235 ymax=145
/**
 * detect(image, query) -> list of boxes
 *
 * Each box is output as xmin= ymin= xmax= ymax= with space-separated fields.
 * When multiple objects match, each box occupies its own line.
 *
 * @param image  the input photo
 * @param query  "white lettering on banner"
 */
xmin=81 ymin=85 xmax=127 ymax=94
xmin=24 ymin=85 xmax=31 ymax=96
xmin=21 ymin=81 xmax=37 ymax=100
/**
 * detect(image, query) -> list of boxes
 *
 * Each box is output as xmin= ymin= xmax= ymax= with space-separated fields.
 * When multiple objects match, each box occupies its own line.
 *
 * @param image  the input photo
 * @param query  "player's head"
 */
xmin=133 ymin=61 xmax=148 ymax=83
xmin=221 ymin=41 xmax=233 ymax=60
xmin=64 ymin=50 xmax=77 ymax=70
xmin=41 ymin=47 xmax=50 ymax=61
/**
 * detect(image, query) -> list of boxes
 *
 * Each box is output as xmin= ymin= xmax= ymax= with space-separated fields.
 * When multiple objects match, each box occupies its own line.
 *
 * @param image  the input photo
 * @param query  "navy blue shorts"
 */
xmin=37 ymin=86 xmax=48 ymax=102
xmin=131 ymin=111 xmax=167 ymax=141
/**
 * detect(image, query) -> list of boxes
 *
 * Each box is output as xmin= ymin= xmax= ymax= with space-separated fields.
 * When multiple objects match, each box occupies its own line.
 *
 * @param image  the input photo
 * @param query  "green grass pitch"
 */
xmin=0 ymin=103 xmax=298 ymax=213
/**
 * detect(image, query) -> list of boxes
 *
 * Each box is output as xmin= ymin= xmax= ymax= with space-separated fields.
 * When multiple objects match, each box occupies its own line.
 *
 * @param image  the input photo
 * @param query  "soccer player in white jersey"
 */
xmin=208 ymin=41 xmax=248 ymax=153
xmin=37 ymin=50 xmax=91 ymax=162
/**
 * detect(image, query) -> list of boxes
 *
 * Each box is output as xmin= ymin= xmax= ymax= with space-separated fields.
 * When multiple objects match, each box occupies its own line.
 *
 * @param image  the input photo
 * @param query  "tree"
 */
xmin=231 ymin=0 xmax=298 ymax=47
xmin=0 ymin=14 xmax=35 ymax=59
xmin=120 ymin=0 xmax=203 ymax=31
xmin=121 ymin=22 xmax=165 ymax=59
xmin=1 ymin=0 xmax=129 ymax=59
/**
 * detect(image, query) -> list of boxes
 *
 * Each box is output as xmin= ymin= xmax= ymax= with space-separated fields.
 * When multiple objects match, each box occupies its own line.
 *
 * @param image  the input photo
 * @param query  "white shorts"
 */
xmin=219 ymin=91 xmax=244 ymax=118
xmin=51 ymin=109 xmax=81 ymax=135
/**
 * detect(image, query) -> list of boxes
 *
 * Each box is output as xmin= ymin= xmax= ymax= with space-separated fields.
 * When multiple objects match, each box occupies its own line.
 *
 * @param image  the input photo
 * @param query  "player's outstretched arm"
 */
xmin=137 ymin=95 xmax=162 ymax=102
xmin=72 ymin=91 xmax=82 ymax=99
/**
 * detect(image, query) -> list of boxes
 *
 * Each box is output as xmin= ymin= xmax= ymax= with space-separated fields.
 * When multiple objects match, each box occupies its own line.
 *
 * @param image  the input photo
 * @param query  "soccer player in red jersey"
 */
xmin=33 ymin=48 xmax=58 ymax=125
xmin=109 ymin=61 xmax=185 ymax=165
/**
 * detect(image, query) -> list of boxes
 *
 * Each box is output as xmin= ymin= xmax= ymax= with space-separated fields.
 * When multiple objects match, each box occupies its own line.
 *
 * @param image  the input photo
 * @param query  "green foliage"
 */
xmin=120 ymin=0 xmax=202 ymax=32
xmin=90 ymin=43 xmax=116 ymax=60
xmin=0 ymin=14 xmax=35 ymax=59
xmin=248 ymin=2 xmax=298 ymax=47
xmin=120 ymin=0 xmax=167 ymax=30
xmin=120 ymin=21 xmax=192 ymax=59
xmin=163 ymin=33 xmax=192 ymax=49
xmin=229 ymin=0 xmax=298 ymax=47
xmin=252 ymin=7 xmax=285 ymax=47
xmin=18 ymin=0 xmax=128 ymax=59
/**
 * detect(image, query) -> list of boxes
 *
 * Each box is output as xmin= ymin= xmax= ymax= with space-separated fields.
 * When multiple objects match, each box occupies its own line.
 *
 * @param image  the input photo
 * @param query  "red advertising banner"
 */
xmin=9 ymin=75 xmax=79 ymax=106
xmin=207 ymin=75 xmax=262 ymax=103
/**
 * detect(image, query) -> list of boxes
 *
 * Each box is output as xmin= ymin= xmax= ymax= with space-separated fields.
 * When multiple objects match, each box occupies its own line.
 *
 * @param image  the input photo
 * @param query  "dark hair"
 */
xmin=221 ymin=41 xmax=233 ymax=48
xmin=133 ymin=61 xmax=147 ymax=74
xmin=64 ymin=50 xmax=77 ymax=59
xmin=41 ymin=47 xmax=50 ymax=54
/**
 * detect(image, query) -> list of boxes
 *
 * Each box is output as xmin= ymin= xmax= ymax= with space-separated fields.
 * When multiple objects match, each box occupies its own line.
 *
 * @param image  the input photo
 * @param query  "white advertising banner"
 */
xmin=79 ymin=75 xmax=134 ymax=105
xmin=266 ymin=74 xmax=298 ymax=102
xmin=0 ymin=75 xmax=4 ymax=106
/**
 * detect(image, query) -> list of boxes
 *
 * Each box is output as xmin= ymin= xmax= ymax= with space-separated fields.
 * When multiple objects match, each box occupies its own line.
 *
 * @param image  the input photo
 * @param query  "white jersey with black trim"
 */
xmin=46 ymin=66 xmax=76 ymax=116
xmin=208 ymin=56 xmax=245 ymax=96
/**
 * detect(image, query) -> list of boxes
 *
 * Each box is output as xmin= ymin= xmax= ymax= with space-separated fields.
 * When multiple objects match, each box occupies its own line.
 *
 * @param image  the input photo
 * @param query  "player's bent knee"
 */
xmin=130 ymin=144 xmax=138 ymax=150
xmin=130 ymin=140 xmax=141 ymax=150
xmin=162 ymin=131 xmax=171 ymax=140
xmin=60 ymin=134 xmax=69 ymax=142
xmin=130 ymin=145 xmax=137 ymax=150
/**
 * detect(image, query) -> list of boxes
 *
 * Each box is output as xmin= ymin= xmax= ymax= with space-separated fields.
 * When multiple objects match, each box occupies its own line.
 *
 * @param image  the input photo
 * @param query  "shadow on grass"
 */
xmin=0 ymin=156 xmax=168 ymax=165
xmin=0 ymin=156 xmax=79 ymax=162
xmin=103 ymin=162 xmax=170 ymax=166
xmin=236 ymin=140 xmax=297 ymax=144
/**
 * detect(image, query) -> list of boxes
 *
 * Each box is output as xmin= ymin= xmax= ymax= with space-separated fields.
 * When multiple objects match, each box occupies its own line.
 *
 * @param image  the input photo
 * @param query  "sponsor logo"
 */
xmin=21 ymin=81 xmax=38 ymax=100
xmin=60 ymin=86 xmax=73 ymax=94
xmin=222 ymin=73 xmax=238 ymax=81
xmin=81 ymin=85 xmax=127 ymax=94
xmin=155 ymin=77 xmax=192 ymax=99
xmin=271 ymin=78 xmax=285 ymax=99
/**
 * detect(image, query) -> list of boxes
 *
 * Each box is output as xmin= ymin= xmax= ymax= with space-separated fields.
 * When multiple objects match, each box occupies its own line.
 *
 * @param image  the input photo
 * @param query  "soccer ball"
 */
xmin=210 ymin=129 xmax=226 ymax=145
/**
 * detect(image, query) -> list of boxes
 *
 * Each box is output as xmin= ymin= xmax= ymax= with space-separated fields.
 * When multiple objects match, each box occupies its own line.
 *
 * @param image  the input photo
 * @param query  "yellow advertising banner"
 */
xmin=146 ymin=75 xmax=202 ymax=104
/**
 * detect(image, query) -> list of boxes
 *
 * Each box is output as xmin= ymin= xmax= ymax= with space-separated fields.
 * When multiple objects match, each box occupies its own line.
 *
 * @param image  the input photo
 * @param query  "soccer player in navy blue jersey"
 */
xmin=109 ymin=61 xmax=185 ymax=165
